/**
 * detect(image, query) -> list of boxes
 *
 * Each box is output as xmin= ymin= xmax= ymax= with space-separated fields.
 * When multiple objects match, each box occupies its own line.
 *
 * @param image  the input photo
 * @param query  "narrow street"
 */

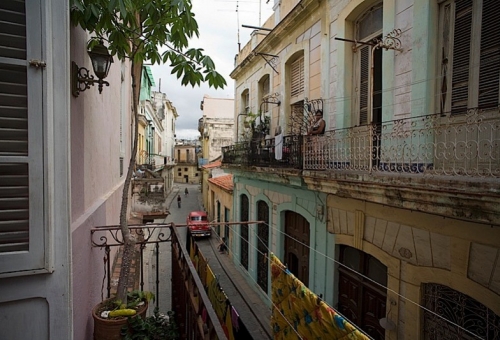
xmin=145 ymin=182 xmax=202 ymax=314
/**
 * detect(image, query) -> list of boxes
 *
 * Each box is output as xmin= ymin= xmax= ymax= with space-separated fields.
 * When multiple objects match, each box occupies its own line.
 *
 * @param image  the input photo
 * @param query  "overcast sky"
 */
xmin=149 ymin=0 xmax=274 ymax=140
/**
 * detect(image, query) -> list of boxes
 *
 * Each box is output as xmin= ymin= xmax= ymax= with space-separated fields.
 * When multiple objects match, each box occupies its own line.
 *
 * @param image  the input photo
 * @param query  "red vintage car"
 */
xmin=186 ymin=211 xmax=211 ymax=237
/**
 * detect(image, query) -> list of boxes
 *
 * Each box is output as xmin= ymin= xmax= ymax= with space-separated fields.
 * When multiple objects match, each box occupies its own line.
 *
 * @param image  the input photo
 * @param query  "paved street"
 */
xmin=143 ymin=182 xmax=272 ymax=338
xmin=145 ymin=182 xmax=202 ymax=314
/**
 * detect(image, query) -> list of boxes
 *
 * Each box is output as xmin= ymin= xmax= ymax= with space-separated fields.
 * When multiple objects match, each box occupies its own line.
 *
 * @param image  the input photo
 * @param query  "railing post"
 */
xmin=155 ymin=241 xmax=160 ymax=310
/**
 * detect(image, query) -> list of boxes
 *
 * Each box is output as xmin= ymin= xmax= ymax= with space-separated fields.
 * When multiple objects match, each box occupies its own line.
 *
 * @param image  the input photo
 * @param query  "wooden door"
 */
xmin=338 ymin=246 xmax=387 ymax=340
xmin=240 ymin=195 xmax=249 ymax=270
xmin=284 ymin=211 xmax=310 ymax=286
xmin=257 ymin=201 xmax=269 ymax=293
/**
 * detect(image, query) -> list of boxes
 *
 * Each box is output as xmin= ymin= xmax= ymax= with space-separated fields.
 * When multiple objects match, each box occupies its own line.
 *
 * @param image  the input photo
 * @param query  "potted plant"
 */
xmin=71 ymin=0 xmax=226 ymax=338
xmin=121 ymin=308 xmax=179 ymax=339
xmin=93 ymin=291 xmax=154 ymax=340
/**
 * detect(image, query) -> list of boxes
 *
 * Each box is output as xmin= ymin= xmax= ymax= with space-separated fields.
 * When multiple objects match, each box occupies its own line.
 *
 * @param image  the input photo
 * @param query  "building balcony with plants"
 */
xmin=222 ymin=106 xmax=500 ymax=225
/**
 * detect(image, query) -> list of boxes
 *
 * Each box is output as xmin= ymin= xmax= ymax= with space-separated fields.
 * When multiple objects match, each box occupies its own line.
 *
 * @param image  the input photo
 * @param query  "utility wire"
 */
xmin=219 ymin=221 xmax=484 ymax=340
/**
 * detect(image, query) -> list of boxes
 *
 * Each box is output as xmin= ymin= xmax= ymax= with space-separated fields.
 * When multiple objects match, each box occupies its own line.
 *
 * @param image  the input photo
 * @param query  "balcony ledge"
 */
xmin=303 ymin=170 xmax=500 ymax=226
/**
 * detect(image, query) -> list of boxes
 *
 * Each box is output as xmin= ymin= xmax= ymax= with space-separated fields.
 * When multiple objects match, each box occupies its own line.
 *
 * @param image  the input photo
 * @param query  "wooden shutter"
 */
xmin=359 ymin=46 xmax=369 ymax=125
xmin=478 ymin=0 xmax=500 ymax=109
xmin=0 ymin=0 xmax=45 ymax=273
xmin=290 ymin=56 xmax=304 ymax=98
xmin=450 ymin=0 xmax=473 ymax=114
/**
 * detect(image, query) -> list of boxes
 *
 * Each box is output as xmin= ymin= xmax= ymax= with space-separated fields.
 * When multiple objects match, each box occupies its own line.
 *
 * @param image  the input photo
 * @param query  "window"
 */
xmin=195 ymin=173 xmax=198 ymax=176
xmin=184 ymin=168 xmax=188 ymax=171
xmin=241 ymin=89 xmax=250 ymax=114
xmin=287 ymin=53 xmax=305 ymax=134
xmin=290 ymin=55 xmax=304 ymax=101
xmin=177 ymin=168 xmax=181 ymax=171
xmin=353 ymin=4 xmax=383 ymax=126
xmin=423 ymin=283 xmax=500 ymax=339
xmin=259 ymin=75 xmax=270 ymax=113
xmin=0 ymin=0 xmax=46 ymax=274
xmin=439 ymin=0 xmax=500 ymax=115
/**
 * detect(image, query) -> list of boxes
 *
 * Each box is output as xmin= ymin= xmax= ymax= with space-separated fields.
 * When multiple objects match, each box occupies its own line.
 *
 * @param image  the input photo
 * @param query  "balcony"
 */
xmin=222 ymin=109 xmax=500 ymax=224
xmin=223 ymin=109 xmax=500 ymax=178
xmin=222 ymin=134 xmax=303 ymax=169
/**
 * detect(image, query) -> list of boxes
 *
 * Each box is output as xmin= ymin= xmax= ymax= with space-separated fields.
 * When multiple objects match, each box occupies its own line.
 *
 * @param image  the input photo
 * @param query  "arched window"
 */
xmin=257 ymin=200 xmax=269 ymax=293
xmin=258 ymin=74 xmax=271 ymax=113
xmin=423 ymin=283 xmax=500 ymax=339
xmin=353 ymin=4 xmax=383 ymax=126
xmin=240 ymin=194 xmax=249 ymax=270
xmin=286 ymin=52 xmax=306 ymax=135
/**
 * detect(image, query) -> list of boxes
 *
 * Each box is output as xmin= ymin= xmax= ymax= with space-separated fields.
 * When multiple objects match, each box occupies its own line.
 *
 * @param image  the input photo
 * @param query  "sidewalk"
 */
xmin=197 ymin=237 xmax=273 ymax=339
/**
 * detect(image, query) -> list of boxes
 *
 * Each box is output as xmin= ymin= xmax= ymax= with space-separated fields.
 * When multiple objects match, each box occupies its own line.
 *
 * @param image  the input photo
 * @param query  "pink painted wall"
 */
xmin=70 ymin=27 xmax=133 ymax=340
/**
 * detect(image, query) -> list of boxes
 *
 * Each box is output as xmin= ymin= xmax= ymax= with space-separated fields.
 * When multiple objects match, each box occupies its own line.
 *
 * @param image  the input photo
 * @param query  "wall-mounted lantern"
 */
xmin=72 ymin=40 xmax=114 ymax=97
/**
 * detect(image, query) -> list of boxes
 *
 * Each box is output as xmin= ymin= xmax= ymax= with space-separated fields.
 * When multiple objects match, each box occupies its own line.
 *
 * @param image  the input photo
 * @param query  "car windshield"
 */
xmin=190 ymin=216 xmax=207 ymax=221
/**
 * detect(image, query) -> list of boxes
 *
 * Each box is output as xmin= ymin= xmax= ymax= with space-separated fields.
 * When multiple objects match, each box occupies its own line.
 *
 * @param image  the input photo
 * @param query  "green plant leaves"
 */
xmin=70 ymin=0 xmax=226 ymax=90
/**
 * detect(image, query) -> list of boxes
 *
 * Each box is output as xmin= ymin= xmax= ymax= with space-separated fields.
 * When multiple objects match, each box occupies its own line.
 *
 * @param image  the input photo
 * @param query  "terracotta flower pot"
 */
xmin=92 ymin=299 xmax=148 ymax=340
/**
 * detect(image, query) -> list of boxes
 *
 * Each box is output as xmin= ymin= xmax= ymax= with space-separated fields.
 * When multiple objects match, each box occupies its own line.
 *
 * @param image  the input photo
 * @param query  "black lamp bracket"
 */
xmin=71 ymin=61 xmax=110 ymax=97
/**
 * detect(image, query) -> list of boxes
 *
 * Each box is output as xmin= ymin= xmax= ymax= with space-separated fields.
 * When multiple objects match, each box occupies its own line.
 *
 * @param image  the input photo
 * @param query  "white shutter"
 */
xmin=358 ymin=46 xmax=369 ymax=125
xmin=290 ymin=56 xmax=304 ymax=98
xmin=478 ymin=0 xmax=500 ymax=109
xmin=450 ymin=0 xmax=472 ymax=114
xmin=0 ymin=0 xmax=45 ymax=274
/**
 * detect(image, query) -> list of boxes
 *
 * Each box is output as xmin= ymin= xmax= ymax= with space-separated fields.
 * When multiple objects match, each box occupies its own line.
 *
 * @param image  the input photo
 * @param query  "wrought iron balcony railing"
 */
xmin=222 ymin=108 xmax=500 ymax=178
xmin=222 ymin=134 xmax=303 ymax=169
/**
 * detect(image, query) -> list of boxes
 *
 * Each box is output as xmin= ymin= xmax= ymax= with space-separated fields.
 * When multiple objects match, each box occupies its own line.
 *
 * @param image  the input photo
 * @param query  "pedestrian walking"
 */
xmin=177 ymin=194 xmax=181 ymax=208
xmin=185 ymin=187 xmax=189 ymax=196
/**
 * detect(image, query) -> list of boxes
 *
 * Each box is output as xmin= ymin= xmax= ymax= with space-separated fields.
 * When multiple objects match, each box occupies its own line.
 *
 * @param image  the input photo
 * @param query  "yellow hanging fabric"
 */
xmin=270 ymin=253 xmax=370 ymax=340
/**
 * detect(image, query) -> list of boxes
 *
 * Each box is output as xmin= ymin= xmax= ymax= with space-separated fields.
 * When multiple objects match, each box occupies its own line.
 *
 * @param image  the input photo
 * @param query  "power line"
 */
xmin=218 ymin=221 xmax=484 ymax=340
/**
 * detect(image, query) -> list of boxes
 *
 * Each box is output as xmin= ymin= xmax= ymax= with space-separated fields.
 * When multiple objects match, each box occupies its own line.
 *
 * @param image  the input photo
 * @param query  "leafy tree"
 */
xmin=70 ymin=0 xmax=226 ymax=305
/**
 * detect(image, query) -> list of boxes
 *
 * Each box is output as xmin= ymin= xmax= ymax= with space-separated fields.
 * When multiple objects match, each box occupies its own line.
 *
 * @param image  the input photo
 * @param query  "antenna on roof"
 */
xmin=236 ymin=1 xmax=240 ymax=52
xmin=158 ymin=78 xmax=161 ymax=93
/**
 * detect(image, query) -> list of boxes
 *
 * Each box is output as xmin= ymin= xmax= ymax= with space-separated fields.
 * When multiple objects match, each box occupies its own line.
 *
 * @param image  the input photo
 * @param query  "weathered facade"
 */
xmin=198 ymin=95 xmax=234 ymax=164
xmin=223 ymin=0 xmax=500 ymax=339
xmin=0 ymin=1 xmax=135 ymax=339
xmin=206 ymin=174 xmax=234 ymax=240
xmin=174 ymin=142 xmax=200 ymax=184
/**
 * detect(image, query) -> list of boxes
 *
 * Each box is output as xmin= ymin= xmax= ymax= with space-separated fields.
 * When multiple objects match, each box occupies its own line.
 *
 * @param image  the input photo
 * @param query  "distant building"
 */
xmin=174 ymin=142 xmax=199 ymax=184
xmin=198 ymin=95 xmax=234 ymax=165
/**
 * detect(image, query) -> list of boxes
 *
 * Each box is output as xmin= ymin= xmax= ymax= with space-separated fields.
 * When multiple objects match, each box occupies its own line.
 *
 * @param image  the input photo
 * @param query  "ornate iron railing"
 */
xmin=222 ymin=109 xmax=500 ymax=177
xmin=305 ymin=108 xmax=499 ymax=177
xmin=90 ymin=224 xmax=227 ymax=339
xmin=222 ymin=135 xmax=303 ymax=168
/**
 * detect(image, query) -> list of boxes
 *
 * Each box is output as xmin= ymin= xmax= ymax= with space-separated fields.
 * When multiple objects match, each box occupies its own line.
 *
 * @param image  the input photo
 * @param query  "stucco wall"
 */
xmin=70 ymin=26 xmax=133 ymax=340
xmin=328 ymin=195 xmax=500 ymax=339
xmin=231 ymin=177 xmax=334 ymax=305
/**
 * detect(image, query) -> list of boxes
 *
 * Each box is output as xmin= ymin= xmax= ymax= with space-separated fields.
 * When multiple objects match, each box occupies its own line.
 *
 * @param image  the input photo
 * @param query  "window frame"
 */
xmin=352 ymin=4 xmax=383 ymax=126
xmin=0 ymin=0 xmax=49 ymax=276
xmin=437 ymin=0 xmax=499 ymax=115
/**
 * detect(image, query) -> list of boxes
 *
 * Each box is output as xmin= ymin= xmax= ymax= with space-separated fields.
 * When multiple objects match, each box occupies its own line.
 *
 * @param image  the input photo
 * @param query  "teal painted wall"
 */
xmin=229 ymin=175 xmax=337 ymax=307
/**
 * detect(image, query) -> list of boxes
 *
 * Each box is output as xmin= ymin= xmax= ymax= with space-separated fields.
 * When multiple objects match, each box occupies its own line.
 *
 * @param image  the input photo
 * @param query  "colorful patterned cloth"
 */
xmin=270 ymin=253 xmax=370 ymax=340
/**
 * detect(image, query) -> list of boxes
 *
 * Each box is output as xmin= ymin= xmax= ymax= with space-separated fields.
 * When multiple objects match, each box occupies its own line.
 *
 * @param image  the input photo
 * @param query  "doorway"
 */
xmin=284 ymin=211 xmax=310 ymax=286
xmin=257 ymin=201 xmax=269 ymax=293
xmin=337 ymin=245 xmax=387 ymax=339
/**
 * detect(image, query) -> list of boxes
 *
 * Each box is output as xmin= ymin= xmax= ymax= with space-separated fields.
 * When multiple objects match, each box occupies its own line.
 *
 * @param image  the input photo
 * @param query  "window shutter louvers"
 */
xmin=0 ymin=0 xmax=45 ymax=274
xmin=0 ymin=1 xmax=29 ymax=254
xmin=478 ymin=0 xmax=500 ymax=109
xmin=290 ymin=56 xmax=304 ymax=98
xmin=450 ymin=0 xmax=473 ymax=114
xmin=359 ymin=46 xmax=369 ymax=125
